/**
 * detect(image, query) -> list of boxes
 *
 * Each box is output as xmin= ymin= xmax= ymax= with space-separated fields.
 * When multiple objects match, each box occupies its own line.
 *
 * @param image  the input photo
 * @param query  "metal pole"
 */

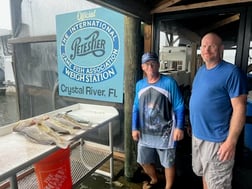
xmin=109 ymin=121 xmax=114 ymax=180
xmin=9 ymin=175 xmax=18 ymax=189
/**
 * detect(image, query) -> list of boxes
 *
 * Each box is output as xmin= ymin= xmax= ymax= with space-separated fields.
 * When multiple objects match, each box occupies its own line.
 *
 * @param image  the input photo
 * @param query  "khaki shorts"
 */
xmin=192 ymin=136 xmax=234 ymax=189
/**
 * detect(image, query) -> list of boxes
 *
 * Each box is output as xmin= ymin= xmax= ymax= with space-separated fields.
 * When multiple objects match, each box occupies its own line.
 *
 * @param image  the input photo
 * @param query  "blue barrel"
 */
xmin=245 ymin=99 xmax=252 ymax=151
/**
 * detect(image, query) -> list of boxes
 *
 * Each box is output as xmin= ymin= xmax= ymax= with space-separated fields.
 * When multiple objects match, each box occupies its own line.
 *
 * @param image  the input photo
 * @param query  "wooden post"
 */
xmin=190 ymin=43 xmax=197 ymax=85
xmin=144 ymin=24 xmax=152 ymax=52
xmin=124 ymin=16 xmax=142 ymax=179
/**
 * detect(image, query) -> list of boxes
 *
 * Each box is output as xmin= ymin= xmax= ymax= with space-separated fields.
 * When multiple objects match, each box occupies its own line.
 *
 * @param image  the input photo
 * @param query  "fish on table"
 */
xmin=37 ymin=122 xmax=72 ymax=148
xmin=53 ymin=113 xmax=93 ymax=130
xmin=13 ymin=119 xmax=71 ymax=149
xmin=11 ymin=111 xmax=95 ymax=148
xmin=43 ymin=118 xmax=77 ymax=135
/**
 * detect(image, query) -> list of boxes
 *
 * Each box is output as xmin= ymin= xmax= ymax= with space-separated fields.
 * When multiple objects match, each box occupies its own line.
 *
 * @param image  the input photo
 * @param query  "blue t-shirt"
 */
xmin=132 ymin=75 xmax=185 ymax=149
xmin=189 ymin=61 xmax=247 ymax=142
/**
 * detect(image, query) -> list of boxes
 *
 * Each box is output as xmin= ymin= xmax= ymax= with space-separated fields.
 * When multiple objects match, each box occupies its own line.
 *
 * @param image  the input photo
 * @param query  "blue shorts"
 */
xmin=137 ymin=145 xmax=175 ymax=168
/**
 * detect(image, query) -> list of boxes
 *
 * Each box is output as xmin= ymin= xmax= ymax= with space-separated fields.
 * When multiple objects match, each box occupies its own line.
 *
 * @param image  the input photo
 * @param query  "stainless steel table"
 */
xmin=0 ymin=103 xmax=119 ymax=189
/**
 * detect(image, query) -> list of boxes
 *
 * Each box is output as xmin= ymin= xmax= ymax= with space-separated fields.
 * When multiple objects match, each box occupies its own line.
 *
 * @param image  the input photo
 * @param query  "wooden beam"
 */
xmin=199 ymin=14 xmax=240 ymax=34
xmin=152 ymin=0 xmax=182 ymax=13
xmin=151 ymin=0 xmax=252 ymax=13
xmin=113 ymin=151 xmax=125 ymax=161
xmin=87 ymin=0 xmax=152 ymax=23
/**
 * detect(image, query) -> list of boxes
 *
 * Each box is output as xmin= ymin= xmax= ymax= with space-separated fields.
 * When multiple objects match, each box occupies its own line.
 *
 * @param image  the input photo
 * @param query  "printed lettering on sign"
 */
xmin=56 ymin=8 xmax=124 ymax=102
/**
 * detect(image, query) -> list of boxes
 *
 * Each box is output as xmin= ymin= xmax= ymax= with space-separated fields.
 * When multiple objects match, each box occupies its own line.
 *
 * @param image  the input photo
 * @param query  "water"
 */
xmin=0 ymin=94 xmax=19 ymax=126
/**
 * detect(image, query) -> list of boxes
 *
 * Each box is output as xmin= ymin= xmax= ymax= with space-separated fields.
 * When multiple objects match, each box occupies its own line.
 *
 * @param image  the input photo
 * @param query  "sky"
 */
xmin=0 ymin=0 xmax=11 ymax=30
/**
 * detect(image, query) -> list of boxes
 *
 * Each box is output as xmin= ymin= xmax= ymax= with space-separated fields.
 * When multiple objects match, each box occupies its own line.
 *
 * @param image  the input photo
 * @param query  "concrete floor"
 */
xmin=76 ymin=159 xmax=252 ymax=189
xmin=75 ymin=144 xmax=252 ymax=189
xmin=75 ymin=153 xmax=202 ymax=189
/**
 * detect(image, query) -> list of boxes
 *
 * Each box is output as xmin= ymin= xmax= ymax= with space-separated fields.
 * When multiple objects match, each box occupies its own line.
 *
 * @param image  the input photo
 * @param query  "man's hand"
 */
xmin=173 ymin=128 xmax=184 ymax=141
xmin=132 ymin=130 xmax=140 ymax=141
xmin=217 ymin=140 xmax=236 ymax=161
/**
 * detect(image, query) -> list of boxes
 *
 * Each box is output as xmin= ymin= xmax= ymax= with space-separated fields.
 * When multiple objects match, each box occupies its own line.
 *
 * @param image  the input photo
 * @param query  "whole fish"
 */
xmin=54 ymin=113 xmax=92 ymax=129
xmin=36 ymin=122 xmax=72 ymax=149
xmin=43 ymin=118 xmax=77 ymax=135
xmin=64 ymin=113 xmax=91 ymax=125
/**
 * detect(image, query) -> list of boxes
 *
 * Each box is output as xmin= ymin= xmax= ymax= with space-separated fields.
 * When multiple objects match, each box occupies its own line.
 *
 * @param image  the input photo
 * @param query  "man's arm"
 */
xmin=218 ymin=94 xmax=247 ymax=161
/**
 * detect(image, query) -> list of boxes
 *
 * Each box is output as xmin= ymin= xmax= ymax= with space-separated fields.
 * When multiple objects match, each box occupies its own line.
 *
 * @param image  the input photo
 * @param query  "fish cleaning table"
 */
xmin=0 ymin=103 xmax=119 ymax=189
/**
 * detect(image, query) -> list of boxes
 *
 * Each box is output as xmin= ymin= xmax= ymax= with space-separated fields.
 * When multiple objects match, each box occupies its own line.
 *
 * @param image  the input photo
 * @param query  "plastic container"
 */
xmin=245 ymin=98 xmax=252 ymax=151
xmin=34 ymin=147 xmax=72 ymax=189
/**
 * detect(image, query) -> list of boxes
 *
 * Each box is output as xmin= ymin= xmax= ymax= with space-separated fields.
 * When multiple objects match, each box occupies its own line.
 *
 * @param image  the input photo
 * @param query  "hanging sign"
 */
xmin=56 ymin=8 xmax=124 ymax=103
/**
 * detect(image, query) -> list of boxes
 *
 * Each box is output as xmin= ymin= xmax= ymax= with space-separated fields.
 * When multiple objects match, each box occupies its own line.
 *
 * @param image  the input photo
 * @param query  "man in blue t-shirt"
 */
xmin=132 ymin=52 xmax=185 ymax=189
xmin=189 ymin=32 xmax=248 ymax=189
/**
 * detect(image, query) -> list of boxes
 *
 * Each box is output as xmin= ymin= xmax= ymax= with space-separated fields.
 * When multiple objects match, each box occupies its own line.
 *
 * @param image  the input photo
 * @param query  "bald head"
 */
xmin=201 ymin=33 xmax=223 ymax=46
xmin=200 ymin=33 xmax=224 ymax=67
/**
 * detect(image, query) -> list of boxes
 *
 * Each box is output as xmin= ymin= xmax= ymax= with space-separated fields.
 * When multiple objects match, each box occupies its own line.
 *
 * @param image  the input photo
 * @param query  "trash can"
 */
xmin=34 ymin=147 xmax=72 ymax=189
xmin=245 ymin=98 xmax=252 ymax=151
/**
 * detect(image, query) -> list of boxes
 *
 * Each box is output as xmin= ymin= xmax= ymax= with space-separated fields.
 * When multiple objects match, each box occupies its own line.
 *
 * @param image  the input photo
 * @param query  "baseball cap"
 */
xmin=141 ymin=52 xmax=159 ymax=64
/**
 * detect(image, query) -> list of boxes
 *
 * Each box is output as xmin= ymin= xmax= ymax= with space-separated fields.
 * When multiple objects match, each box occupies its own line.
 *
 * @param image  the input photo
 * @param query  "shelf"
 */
xmin=0 ymin=140 xmax=113 ymax=189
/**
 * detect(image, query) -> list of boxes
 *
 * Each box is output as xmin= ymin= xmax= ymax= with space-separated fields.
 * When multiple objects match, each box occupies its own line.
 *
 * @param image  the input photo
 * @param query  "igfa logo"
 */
xmin=60 ymin=18 xmax=120 ymax=83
